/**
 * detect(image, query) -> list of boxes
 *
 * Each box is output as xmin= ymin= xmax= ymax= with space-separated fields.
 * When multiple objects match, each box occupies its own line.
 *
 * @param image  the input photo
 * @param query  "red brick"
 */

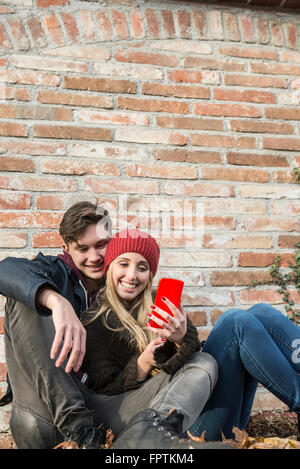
xmin=273 ymin=170 xmax=299 ymax=184
xmin=79 ymin=10 xmax=97 ymax=41
xmin=97 ymin=11 xmax=113 ymax=41
xmin=226 ymin=152 xmax=288 ymax=167
xmin=188 ymin=311 xmax=207 ymax=327
xmin=169 ymin=70 xmax=219 ymax=85
xmin=0 ymin=122 xmax=27 ymax=137
xmin=0 ymin=232 xmax=27 ymax=248
xmin=220 ymin=45 xmax=277 ymax=60
xmin=37 ymin=0 xmax=68 ymax=6
xmin=263 ymin=137 xmax=300 ymax=151
xmin=224 ymin=74 xmax=287 ymax=88
xmin=0 ymin=103 xmax=72 ymax=121
xmin=229 ymin=120 xmax=294 ymax=134
xmin=238 ymin=252 xmax=295 ymax=267
xmin=240 ymin=216 xmax=300 ymax=232
xmin=0 ymin=86 xmax=30 ymax=101
xmin=64 ymin=76 xmax=136 ymax=94
xmin=115 ymin=50 xmax=178 ymax=68
xmin=239 ymin=289 xmax=285 ymax=305
xmin=270 ymin=21 xmax=284 ymax=46
xmin=142 ymin=82 xmax=210 ymax=100
xmin=11 ymin=54 xmax=87 ymax=74
xmin=32 ymin=232 xmax=62 ymax=248
xmin=0 ymin=211 xmax=63 ymax=229
xmin=36 ymin=195 xmax=64 ymax=210
xmin=177 ymin=10 xmax=191 ymax=39
xmin=7 ymin=18 xmax=30 ymax=51
xmin=207 ymin=11 xmax=223 ymax=39
xmin=265 ymin=107 xmax=300 ymax=120
xmin=192 ymin=10 xmax=206 ymax=38
xmin=0 ymin=193 xmax=30 ymax=210
xmin=76 ymin=109 xmax=149 ymax=127
xmin=161 ymin=10 xmax=175 ymax=38
xmin=204 ymin=216 xmax=235 ymax=230
xmin=210 ymin=271 xmax=272 ymax=286
xmin=0 ymin=139 xmax=66 ymax=156
xmin=27 ymin=17 xmax=48 ymax=48
xmin=282 ymin=22 xmax=297 ymax=49
xmin=278 ymin=235 xmax=300 ymax=249
xmin=117 ymin=96 xmax=188 ymax=114
xmin=43 ymin=13 xmax=64 ymax=46
xmin=84 ymin=178 xmax=159 ymax=195
xmin=61 ymin=13 xmax=80 ymax=43
xmin=214 ymin=88 xmax=276 ymax=104
xmin=154 ymin=149 xmax=221 ymax=164
xmin=194 ymin=103 xmax=260 ymax=118
xmin=204 ymin=234 xmax=272 ymax=250
xmin=130 ymin=10 xmax=145 ymax=39
xmin=0 ymin=22 xmax=11 ymax=51
xmin=223 ymin=12 xmax=240 ymax=41
xmin=0 ymin=176 xmax=76 ymax=192
xmin=190 ymin=134 xmax=256 ymax=149
xmin=162 ymin=181 xmax=234 ymax=198
xmin=38 ymin=90 xmax=113 ymax=109
xmin=41 ymin=159 xmax=119 ymax=176
xmin=0 ymin=69 xmax=60 ymax=87
xmin=34 ymin=124 xmax=112 ymax=142
xmin=202 ymin=167 xmax=269 ymax=183
xmin=184 ymin=56 xmax=246 ymax=72
xmin=126 ymin=163 xmax=197 ymax=180
xmin=112 ymin=10 xmax=129 ymax=39
xmin=0 ymin=156 xmax=34 ymax=172
xmin=256 ymin=18 xmax=269 ymax=44
xmin=238 ymin=15 xmax=255 ymax=43
xmin=157 ymin=116 xmax=223 ymax=131
xmin=145 ymin=8 xmax=160 ymax=38
xmin=251 ymin=62 xmax=300 ymax=76
xmin=115 ymin=128 xmax=186 ymax=146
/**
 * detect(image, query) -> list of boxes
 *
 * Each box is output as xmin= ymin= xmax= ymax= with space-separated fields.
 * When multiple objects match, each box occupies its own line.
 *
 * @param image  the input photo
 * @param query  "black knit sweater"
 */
xmin=82 ymin=310 xmax=201 ymax=396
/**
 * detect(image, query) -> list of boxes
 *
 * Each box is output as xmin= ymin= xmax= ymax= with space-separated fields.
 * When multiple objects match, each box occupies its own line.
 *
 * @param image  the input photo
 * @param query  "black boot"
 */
xmin=113 ymin=409 xmax=233 ymax=449
xmin=64 ymin=424 xmax=106 ymax=449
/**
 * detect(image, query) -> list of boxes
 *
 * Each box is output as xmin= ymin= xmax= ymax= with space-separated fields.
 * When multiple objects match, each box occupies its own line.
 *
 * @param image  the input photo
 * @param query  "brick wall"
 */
xmin=0 ymin=0 xmax=299 ymax=423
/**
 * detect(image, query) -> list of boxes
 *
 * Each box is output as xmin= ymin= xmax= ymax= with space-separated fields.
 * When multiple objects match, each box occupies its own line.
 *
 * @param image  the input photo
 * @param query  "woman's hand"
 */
xmin=147 ymin=298 xmax=187 ymax=345
xmin=137 ymin=337 xmax=165 ymax=380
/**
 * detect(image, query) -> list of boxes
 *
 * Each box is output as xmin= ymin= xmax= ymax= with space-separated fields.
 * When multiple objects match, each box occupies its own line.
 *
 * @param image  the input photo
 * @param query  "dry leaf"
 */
xmin=54 ymin=441 xmax=80 ymax=449
xmin=101 ymin=429 xmax=114 ymax=449
xmin=187 ymin=430 xmax=206 ymax=443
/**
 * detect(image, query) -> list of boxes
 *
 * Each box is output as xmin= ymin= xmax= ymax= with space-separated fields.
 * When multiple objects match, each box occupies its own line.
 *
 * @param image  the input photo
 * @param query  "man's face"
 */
xmin=64 ymin=223 xmax=110 ymax=289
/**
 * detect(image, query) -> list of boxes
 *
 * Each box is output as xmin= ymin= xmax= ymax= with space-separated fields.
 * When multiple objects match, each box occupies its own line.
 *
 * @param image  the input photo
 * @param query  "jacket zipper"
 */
xmin=79 ymin=280 xmax=89 ymax=309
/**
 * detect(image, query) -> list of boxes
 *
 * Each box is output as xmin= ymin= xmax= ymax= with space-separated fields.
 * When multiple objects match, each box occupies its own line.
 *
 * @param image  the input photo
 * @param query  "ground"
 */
xmin=0 ymin=410 xmax=298 ymax=449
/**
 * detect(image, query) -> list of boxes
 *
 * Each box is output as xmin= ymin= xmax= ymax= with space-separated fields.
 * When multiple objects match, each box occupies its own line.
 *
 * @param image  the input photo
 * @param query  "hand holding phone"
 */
xmin=149 ymin=278 xmax=184 ymax=329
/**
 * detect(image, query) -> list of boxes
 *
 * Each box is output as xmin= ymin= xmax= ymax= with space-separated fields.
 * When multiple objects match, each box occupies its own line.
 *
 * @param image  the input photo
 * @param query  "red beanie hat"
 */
xmin=104 ymin=229 xmax=160 ymax=277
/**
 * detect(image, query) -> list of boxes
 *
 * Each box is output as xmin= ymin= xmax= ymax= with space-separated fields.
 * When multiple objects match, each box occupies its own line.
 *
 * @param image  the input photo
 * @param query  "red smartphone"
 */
xmin=149 ymin=278 xmax=184 ymax=329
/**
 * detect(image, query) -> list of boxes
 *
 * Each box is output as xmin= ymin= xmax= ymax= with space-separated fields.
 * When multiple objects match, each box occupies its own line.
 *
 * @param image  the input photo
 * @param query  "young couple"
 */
xmin=1 ymin=200 xmax=300 ymax=449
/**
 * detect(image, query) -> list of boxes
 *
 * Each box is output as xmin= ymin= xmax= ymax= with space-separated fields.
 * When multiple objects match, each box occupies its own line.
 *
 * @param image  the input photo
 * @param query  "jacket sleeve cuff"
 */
xmin=153 ymin=318 xmax=201 ymax=375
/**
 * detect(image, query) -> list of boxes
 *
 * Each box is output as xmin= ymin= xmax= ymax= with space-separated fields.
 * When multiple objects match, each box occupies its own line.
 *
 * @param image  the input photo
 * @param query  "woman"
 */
xmin=81 ymin=228 xmax=225 ymax=449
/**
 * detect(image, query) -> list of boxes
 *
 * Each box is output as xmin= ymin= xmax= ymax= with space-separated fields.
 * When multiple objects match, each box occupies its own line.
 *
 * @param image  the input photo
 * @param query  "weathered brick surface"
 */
xmin=0 ymin=0 xmax=299 ymax=419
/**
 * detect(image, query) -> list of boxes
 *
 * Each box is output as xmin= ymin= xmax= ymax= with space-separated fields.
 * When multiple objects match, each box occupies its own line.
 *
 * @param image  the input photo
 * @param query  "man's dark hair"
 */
xmin=59 ymin=200 xmax=111 ymax=246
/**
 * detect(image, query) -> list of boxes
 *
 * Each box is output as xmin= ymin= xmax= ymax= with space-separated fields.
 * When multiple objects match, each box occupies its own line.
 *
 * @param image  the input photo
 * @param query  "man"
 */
xmin=0 ymin=200 xmax=111 ymax=448
xmin=0 ymin=201 xmax=222 ymax=450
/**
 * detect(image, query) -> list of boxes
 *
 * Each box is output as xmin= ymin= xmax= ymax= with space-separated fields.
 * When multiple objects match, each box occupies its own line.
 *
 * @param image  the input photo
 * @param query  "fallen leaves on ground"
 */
xmin=188 ymin=425 xmax=300 ymax=450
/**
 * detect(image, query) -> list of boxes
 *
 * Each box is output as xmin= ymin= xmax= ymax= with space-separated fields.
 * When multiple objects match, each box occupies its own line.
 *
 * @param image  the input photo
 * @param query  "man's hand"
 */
xmin=36 ymin=287 xmax=86 ymax=373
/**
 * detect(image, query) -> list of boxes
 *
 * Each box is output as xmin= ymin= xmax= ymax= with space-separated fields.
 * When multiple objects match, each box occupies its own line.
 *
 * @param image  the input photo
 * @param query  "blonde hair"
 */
xmin=82 ymin=260 xmax=156 ymax=353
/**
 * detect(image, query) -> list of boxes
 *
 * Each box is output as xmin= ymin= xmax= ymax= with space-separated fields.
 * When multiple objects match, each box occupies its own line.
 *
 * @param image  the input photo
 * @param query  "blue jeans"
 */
xmin=189 ymin=303 xmax=300 ymax=441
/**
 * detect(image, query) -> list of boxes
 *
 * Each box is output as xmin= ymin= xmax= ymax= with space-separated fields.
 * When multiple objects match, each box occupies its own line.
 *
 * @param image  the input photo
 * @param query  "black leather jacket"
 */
xmin=0 ymin=252 xmax=90 ymax=318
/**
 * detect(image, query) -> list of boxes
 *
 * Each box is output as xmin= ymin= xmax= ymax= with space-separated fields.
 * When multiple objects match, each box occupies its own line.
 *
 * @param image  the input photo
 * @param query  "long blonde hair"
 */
xmin=82 ymin=259 xmax=156 ymax=353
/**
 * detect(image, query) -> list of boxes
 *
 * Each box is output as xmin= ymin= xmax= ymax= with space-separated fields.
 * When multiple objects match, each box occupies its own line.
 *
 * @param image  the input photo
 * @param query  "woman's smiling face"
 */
xmin=112 ymin=252 xmax=150 ymax=301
